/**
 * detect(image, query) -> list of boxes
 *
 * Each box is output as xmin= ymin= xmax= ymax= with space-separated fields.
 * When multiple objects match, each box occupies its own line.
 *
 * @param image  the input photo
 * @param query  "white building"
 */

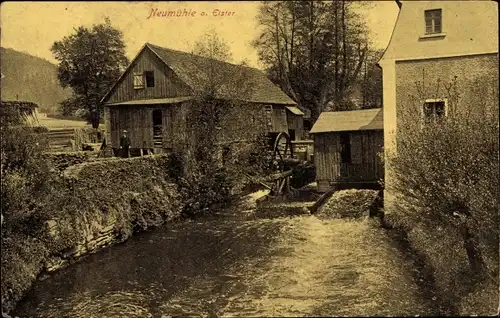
xmin=378 ymin=0 xmax=499 ymax=212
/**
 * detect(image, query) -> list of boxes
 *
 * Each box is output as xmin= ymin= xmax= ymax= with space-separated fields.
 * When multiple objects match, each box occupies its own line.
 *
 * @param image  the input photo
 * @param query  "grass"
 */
xmin=35 ymin=114 xmax=104 ymax=130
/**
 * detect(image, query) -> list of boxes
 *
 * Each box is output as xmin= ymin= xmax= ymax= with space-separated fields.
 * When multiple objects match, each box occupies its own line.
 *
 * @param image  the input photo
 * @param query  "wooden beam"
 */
xmin=264 ymin=170 xmax=294 ymax=181
xmin=309 ymin=187 xmax=337 ymax=214
xmin=278 ymin=178 xmax=286 ymax=194
xmin=243 ymin=173 xmax=273 ymax=191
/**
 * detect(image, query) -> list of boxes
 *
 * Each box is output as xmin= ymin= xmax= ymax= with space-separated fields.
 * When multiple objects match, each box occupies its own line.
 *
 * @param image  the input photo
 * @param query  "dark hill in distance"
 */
xmin=1 ymin=47 xmax=71 ymax=113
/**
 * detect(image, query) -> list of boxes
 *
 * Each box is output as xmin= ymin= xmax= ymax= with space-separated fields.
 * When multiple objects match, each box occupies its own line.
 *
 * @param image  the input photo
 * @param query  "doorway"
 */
xmin=152 ymin=109 xmax=163 ymax=148
xmin=339 ymin=132 xmax=351 ymax=164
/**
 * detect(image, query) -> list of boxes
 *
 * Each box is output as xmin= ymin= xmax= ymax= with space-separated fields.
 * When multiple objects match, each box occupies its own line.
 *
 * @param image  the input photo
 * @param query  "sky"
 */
xmin=0 ymin=1 xmax=400 ymax=69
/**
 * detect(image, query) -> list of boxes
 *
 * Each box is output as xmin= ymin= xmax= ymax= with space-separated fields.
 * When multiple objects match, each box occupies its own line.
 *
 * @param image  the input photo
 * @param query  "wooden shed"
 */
xmin=100 ymin=43 xmax=304 ymax=155
xmin=310 ymin=108 xmax=384 ymax=192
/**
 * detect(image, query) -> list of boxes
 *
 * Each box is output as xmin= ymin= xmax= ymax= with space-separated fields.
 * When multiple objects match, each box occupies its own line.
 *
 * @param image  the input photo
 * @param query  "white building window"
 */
xmin=425 ymin=9 xmax=442 ymax=34
xmin=133 ymin=73 xmax=145 ymax=89
xmin=422 ymin=98 xmax=447 ymax=124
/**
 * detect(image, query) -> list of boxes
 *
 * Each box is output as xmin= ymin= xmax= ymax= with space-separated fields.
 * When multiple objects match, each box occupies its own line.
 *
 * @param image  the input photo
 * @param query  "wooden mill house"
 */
xmin=310 ymin=108 xmax=384 ymax=192
xmin=100 ymin=43 xmax=304 ymax=156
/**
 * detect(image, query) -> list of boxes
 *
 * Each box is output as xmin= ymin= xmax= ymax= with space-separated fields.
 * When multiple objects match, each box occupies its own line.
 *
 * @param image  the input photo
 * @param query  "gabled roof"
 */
xmin=102 ymin=43 xmax=297 ymax=106
xmin=310 ymin=108 xmax=383 ymax=134
xmin=378 ymin=0 xmax=498 ymax=64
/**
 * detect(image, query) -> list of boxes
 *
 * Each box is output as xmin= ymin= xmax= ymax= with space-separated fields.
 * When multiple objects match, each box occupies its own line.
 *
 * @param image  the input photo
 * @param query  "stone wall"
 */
xmin=1 ymin=155 xmax=184 ymax=314
xmin=43 ymin=151 xmax=97 ymax=171
xmin=42 ymin=211 xmax=118 ymax=273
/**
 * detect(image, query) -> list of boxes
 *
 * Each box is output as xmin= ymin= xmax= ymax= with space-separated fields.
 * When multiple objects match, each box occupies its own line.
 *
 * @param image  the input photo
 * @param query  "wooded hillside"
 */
xmin=1 ymin=47 xmax=71 ymax=113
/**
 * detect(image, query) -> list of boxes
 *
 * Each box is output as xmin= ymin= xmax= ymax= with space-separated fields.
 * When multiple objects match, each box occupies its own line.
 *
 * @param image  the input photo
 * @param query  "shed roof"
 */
xmin=310 ymin=108 xmax=383 ymax=134
xmin=285 ymin=106 xmax=304 ymax=116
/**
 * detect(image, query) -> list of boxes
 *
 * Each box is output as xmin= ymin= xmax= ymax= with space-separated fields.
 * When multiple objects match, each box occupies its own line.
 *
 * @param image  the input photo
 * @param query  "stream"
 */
xmin=13 ymin=212 xmax=434 ymax=317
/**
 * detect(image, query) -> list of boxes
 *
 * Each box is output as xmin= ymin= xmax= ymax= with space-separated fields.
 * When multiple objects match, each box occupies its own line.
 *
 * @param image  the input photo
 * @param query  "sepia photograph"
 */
xmin=0 ymin=1 xmax=498 ymax=317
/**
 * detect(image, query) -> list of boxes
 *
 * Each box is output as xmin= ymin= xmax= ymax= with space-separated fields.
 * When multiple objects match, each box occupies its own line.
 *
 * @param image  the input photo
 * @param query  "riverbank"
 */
xmin=3 ymin=179 xmax=496 ymax=316
xmin=316 ymin=189 xmax=498 ymax=316
xmin=381 ymin=213 xmax=498 ymax=316
xmin=1 ymin=155 xmax=183 ymax=314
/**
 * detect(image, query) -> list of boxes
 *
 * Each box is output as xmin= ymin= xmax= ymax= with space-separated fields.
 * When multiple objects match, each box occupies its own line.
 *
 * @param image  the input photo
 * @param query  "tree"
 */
xmin=51 ymin=18 xmax=129 ymax=128
xmin=359 ymin=48 xmax=383 ymax=109
xmin=174 ymin=30 xmax=268 ymax=216
xmin=253 ymin=0 xmax=371 ymax=121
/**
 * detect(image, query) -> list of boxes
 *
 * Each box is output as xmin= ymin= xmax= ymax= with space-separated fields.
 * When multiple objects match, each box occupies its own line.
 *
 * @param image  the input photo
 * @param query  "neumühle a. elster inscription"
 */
xmin=147 ymin=8 xmax=236 ymax=19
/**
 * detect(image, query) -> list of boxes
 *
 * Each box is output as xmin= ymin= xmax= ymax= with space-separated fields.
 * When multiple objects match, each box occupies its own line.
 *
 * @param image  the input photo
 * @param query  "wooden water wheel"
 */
xmin=271 ymin=131 xmax=294 ymax=172
xmin=268 ymin=132 xmax=300 ymax=196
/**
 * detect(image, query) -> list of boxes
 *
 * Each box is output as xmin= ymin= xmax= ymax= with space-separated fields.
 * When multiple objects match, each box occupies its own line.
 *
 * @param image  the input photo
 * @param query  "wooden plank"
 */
xmin=325 ymin=133 xmax=339 ymax=181
xmin=270 ymin=105 xmax=288 ymax=133
xmin=110 ymin=108 xmax=120 ymax=148
xmin=314 ymin=135 xmax=324 ymax=180
xmin=104 ymin=107 xmax=111 ymax=145
xmin=309 ymin=186 xmax=337 ymax=214
xmin=351 ymin=133 xmax=363 ymax=164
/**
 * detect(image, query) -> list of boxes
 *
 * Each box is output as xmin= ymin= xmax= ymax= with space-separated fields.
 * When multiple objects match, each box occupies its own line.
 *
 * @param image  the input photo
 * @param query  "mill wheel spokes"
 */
xmin=272 ymin=132 xmax=294 ymax=172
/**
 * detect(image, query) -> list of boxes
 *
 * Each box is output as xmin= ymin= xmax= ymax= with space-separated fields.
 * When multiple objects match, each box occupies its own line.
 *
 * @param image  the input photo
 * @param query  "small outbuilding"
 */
xmin=310 ymin=108 xmax=384 ymax=192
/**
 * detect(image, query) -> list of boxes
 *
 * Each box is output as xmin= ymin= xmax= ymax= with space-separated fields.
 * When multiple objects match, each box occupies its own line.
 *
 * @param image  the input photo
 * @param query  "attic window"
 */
xmin=145 ymin=71 xmax=155 ymax=88
xmin=134 ymin=73 xmax=144 ymax=89
xmin=425 ymin=9 xmax=442 ymax=34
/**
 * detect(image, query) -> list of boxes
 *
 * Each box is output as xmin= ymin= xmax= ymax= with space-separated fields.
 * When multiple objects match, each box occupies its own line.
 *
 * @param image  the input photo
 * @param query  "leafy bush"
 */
xmin=169 ymin=31 xmax=271 ymax=217
xmin=43 ymin=151 xmax=95 ymax=171
xmin=1 ymin=154 xmax=183 ymax=314
xmin=386 ymin=76 xmax=499 ymax=314
xmin=0 ymin=126 xmax=54 ymax=229
xmin=73 ymin=108 xmax=90 ymax=120
xmin=0 ymin=101 xmax=38 ymax=126
xmin=165 ymin=151 xmax=184 ymax=182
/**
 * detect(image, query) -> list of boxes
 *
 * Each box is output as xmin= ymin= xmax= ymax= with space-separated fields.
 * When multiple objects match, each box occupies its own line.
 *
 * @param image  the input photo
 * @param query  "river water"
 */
xmin=14 ymin=213 xmax=434 ymax=317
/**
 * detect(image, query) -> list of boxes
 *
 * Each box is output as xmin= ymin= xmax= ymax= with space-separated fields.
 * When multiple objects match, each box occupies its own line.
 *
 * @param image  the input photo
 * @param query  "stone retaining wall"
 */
xmin=1 ymin=155 xmax=183 ymax=314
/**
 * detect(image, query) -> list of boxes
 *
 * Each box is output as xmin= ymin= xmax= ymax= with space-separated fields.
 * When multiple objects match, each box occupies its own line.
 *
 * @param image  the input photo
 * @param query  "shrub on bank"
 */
xmin=43 ymin=151 xmax=96 ymax=171
xmin=59 ymin=155 xmax=183 ymax=240
xmin=1 ymin=154 xmax=184 ymax=314
xmin=1 ymin=126 xmax=53 ymax=231
xmin=386 ymin=76 xmax=499 ymax=315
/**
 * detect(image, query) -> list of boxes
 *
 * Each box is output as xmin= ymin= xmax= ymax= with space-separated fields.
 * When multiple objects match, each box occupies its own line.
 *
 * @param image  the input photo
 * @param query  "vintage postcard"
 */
xmin=1 ymin=1 xmax=498 ymax=317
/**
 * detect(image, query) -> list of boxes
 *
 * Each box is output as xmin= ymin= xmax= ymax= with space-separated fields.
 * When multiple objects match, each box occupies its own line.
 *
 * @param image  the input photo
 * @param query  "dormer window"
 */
xmin=425 ymin=9 xmax=442 ymax=34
